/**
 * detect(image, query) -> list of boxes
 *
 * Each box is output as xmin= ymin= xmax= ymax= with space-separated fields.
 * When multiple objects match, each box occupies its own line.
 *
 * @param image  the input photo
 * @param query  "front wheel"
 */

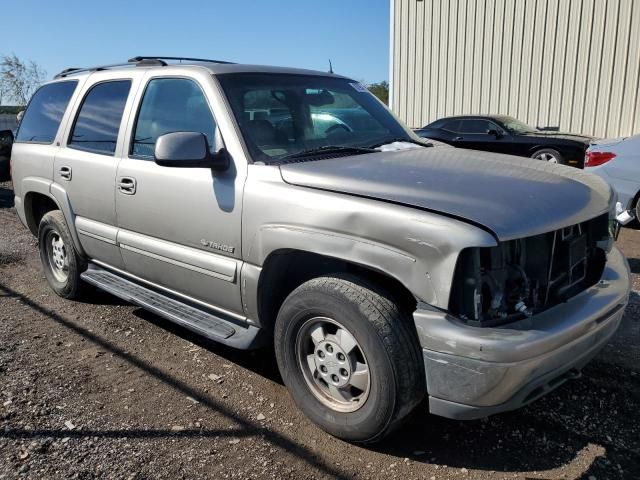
xmin=531 ymin=148 xmax=564 ymax=164
xmin=274 ymin=275 xmax=425 ymax=443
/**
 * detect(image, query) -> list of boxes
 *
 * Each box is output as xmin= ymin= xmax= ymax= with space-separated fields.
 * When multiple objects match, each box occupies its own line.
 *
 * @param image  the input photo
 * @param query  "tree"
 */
xmin=367 ymin=81 xmax=389 ymax=105
xmin=0 ymin=54 xmax=46 ymax=106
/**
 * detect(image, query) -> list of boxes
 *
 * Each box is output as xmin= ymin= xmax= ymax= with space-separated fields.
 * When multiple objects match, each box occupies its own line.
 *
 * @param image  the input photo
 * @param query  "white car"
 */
xmin=586 ymin=134 xmax=640 ymax=219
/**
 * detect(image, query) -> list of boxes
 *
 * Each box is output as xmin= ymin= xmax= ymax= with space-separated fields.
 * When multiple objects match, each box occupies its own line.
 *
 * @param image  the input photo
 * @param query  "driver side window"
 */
xmin=131 ymin=78 xmax=217 ymax=159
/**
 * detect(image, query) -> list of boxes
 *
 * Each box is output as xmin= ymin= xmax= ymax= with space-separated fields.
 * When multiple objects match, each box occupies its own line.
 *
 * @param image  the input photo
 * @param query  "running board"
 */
xmin=81 ymin=264 xmax=263 ymax=349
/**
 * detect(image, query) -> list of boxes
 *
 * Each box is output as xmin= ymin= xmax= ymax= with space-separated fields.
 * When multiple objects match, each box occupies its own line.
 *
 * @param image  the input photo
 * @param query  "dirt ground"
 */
xmin=0 ymin=179 xmax=638 ymax=480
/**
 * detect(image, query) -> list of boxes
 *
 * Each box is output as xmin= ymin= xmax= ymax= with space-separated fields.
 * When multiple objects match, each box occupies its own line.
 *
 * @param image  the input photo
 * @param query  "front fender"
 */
xmin=251 ymin=222 xmax=423 ymax=298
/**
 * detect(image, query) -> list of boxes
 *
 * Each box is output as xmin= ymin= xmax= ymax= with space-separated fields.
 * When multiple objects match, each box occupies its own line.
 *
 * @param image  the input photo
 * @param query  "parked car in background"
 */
xmin=0 ymin=130 xmax=14 ymax=181
xmin=414 ymin=115 xmax=592 ymax=168
xmin=586 ymin=134 xmax=640 ymax=222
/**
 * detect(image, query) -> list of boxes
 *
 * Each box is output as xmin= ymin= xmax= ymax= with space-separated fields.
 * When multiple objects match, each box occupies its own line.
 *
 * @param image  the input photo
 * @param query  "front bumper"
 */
xmin=414 ymin=245 xmax=630 ymax=420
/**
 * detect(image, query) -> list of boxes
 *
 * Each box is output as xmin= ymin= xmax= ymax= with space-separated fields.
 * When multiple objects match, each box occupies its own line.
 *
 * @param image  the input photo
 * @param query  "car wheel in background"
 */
xmin=274 ymin=274 xmax=426 ymax=443
xmin=38 ymin=210 xmax=87 ymax=299
xmin=532 ymin=148 xmax=564 ymax=164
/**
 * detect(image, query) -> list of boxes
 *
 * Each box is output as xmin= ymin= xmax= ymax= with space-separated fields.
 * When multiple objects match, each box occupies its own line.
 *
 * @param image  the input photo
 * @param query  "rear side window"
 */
xmin=69 ymin=80 xmax=132 ymax=155
xmin=131 ymin=78 xmax=216 ymax=159
xmin=458 ymin=119 xmax=494 ymax=134
xmin=15 ymin=81 xmax=78 ymax=144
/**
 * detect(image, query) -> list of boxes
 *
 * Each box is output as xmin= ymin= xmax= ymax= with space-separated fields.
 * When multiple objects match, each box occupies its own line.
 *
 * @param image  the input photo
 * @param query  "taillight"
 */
xmin=585 ymin=150 xmax=616 ymax=167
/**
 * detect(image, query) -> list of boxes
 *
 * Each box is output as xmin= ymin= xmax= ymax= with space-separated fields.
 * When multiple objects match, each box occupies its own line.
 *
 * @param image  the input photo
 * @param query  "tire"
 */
xmin=274 ymin=274 xmax=426 ymax=443
xmin=531 ymin=148 xmax=564 ymax=164
xmin=38 ymin=210 xmax=87 ymax=299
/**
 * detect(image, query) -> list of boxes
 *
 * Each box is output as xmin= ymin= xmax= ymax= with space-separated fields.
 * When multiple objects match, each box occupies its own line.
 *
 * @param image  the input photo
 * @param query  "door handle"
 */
xmin=59 ymin=166 xmax=72 ymax=180
xmin=453 ymin=136 xmax=464 ymax=141
xmin=118 ymin=177 xmax=137 ymax=195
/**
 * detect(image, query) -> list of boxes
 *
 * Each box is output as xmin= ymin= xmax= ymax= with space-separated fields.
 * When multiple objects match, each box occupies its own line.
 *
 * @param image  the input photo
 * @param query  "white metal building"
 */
xmin=390 ymin=0 xmax=640 ymax=138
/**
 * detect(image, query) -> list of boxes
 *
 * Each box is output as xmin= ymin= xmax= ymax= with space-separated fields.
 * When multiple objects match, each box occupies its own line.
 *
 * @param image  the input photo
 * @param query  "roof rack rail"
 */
xmin=54 ymin=56 xmax=235 ymax=79
xmin=53 ymin=58 xmax=166 ymax=79
xmin=128 ymin=56 xmax=236 ymax=65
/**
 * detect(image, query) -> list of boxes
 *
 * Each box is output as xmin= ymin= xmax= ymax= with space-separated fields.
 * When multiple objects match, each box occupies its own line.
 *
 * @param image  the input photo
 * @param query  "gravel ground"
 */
xmin=0 ymin=179 xmax=639 ymax=479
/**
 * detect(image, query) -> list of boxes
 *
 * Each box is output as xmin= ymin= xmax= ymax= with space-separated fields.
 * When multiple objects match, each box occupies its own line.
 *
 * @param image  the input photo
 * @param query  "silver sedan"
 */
xmin=586 ymin=133 xmax=640 ymax=221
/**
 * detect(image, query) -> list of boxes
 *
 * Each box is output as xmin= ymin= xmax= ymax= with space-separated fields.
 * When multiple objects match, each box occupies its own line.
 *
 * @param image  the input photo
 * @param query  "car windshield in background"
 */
xmin=217 ymin=73 xmax=413 ymax=163
xmin=500 ymin=116 xmax=537 ymax=134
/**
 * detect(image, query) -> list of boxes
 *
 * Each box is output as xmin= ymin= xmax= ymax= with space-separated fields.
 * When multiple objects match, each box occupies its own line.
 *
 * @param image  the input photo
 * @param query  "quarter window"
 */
xmin=15 ymin=81 xmax=78 ymax=144
xmin=69 ymin=80 xmax=131 ymax=155
xmin=131 ymin=78 xmax=216 ymax=159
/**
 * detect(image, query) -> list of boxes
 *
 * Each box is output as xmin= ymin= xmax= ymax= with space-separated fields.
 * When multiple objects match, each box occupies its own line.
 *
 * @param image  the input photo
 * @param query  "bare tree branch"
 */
xmin=0 ymin=54 xmax=47 ymax=106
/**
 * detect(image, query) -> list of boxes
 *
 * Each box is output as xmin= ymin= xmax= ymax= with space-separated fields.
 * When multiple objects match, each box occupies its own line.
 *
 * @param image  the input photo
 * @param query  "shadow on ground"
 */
xmin=2 ymin=270 xmax=639 ymax=478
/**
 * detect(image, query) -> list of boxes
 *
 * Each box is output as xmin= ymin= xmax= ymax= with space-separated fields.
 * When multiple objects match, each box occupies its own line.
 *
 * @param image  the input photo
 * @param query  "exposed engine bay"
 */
xmin=450 ymin=213 xmax=610 ymax=326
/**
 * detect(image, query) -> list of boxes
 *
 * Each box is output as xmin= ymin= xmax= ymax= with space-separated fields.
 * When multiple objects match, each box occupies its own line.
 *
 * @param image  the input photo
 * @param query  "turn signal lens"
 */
xmin=585 ymin=151 xmax=616 ymax=167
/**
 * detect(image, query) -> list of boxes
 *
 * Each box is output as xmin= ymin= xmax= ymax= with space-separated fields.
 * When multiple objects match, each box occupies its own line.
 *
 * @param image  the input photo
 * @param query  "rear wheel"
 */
xmin=532 ymin=148 xmax=564 ymax=164
xmin=274 ymin=274 xmax=425 ymax=443
xmin=38 ymin=210 xmax=86 ymax=299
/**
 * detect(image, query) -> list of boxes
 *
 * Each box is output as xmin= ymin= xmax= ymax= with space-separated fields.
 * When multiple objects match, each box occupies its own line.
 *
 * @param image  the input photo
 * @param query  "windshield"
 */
xmin=500 ymin=116 xmax=537 ymax=134
xmin=217 ymin=73 xmax=416 ymax=163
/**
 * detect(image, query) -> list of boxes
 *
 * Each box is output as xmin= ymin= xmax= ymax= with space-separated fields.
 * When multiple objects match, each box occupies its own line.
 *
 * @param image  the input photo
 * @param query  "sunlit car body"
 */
xmin=586 ymin=133 xmax=640 ymax=221
xmin=415 ymin=115 xmax=593 ymax=168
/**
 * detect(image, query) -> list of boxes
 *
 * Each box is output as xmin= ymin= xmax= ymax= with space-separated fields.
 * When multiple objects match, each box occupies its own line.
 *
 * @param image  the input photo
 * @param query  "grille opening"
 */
xmin=449 ymin=213 xmax=609 ymax=327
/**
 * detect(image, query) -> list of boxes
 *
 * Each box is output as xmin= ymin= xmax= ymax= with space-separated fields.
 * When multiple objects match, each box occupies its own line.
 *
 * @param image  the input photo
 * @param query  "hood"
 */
xmin=279 ymin=148 xmax=613 ymax=241
xmin=521 ymin=131 xmax=593 ymax=144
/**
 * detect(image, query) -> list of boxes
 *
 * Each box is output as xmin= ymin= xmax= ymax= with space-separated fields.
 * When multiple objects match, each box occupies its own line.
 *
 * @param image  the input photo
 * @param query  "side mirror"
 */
xmin=154 ymin=131 xmax=229 ymax=171
xmin=487 ymin=129 xmax=502 ymax=138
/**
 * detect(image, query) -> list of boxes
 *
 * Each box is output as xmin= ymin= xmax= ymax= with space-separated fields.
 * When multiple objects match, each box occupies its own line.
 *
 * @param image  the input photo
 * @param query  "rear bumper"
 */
xmin=414 ymin=245 xmax=630 ymax=420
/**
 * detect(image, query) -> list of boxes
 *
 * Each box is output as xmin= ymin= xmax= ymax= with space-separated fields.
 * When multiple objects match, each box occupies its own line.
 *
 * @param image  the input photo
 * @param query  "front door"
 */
xmin=115 ymin=75 xmax=245 ymax=316
xmin=54 ymin=76 xmax=134 ymax=268
xmin=455 ymin=119 xmax=511 ymax=154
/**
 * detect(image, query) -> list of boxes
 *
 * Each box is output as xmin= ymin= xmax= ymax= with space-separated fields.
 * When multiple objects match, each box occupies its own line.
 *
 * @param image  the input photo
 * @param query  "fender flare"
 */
xmin=241 ymin=224 xmax=438 ymax=324
xmin=21 ymin=177 xmax=86 ymax=257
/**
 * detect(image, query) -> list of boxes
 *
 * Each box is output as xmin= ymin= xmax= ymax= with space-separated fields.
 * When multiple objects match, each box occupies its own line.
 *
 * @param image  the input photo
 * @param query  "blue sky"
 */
xmin=3 ymin=0 xmax=390 ymax=84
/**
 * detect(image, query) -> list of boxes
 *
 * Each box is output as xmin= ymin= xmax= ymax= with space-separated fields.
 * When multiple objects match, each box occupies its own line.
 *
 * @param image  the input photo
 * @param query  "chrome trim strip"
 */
xmin=117 ymin=229 xmax=237 ymax=282
xmin=91 ymin=259 xmax=247 ymax=322
xmin=120 ymin=243 xmax=233 ymax=282
xmin=78 ymin=229 xmax=116 ymax=245
xmin=75 ymin=216 xmax=118 ymax=245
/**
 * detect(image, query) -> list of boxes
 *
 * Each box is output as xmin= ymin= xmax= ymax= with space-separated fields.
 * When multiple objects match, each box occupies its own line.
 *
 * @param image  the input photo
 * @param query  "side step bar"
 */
xmin=81 ymin=264 xmax=263 ymax=349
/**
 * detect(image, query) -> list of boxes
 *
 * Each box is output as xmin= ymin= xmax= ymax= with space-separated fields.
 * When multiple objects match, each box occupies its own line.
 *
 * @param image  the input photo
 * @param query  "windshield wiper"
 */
xmin=369 ymin=137 xmax=433 ymax=148
xmin=278 ymin=145 xmax=377 ymax=161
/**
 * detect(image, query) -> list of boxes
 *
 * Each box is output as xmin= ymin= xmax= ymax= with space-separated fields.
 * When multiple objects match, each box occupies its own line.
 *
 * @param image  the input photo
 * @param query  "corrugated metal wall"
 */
xmin=390 ymin=0 xmax=640 ymax=138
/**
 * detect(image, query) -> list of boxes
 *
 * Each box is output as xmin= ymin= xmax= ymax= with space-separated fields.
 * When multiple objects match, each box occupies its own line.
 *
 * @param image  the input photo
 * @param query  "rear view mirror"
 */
xmin=154 ymin=131 xmax=229 ymax=171
xmin=487 ymin=129 xmax=502 ymax=138
xmin=304 ymin=89 xmax=335 ymax=106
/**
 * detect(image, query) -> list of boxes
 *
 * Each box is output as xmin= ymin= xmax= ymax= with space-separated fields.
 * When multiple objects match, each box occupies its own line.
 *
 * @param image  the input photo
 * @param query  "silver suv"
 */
xmin=10 ymin=57 xmax=630 ymax=443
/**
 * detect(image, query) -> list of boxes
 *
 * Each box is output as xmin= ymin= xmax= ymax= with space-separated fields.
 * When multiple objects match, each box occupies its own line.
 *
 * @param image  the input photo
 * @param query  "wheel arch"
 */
xmin=21 ymin=180 xmax=85 ymax=256
xmin=253 ymin=249 xmax=417 ymax=335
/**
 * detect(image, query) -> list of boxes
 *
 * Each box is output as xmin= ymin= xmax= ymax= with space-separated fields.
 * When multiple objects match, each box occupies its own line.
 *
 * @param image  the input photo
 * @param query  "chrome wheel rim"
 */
xmin=46 ymin=231 xmax=69 ymax=282
xmin=295 ymin=316 xmax=370 ymax=413
xmin=536 ymin=152 xmax=558 ymax=163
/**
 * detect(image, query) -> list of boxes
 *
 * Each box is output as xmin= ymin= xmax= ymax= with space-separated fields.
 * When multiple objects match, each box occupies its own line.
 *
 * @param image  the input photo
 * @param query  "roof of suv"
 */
xmin=54 ymin=57 xmax=347 ymax=80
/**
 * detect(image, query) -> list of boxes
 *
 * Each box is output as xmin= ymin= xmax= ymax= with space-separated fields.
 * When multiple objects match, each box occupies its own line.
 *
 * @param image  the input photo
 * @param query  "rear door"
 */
xmin=54 ymin=72 xmax=138 ymax=268
xmin=114 ymin=71 xmax=246 ymax=316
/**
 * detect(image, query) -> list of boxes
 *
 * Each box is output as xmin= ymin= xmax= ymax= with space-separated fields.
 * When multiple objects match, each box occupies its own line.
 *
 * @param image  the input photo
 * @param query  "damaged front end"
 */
xmin=449 ymin=213 xmax=610 ymax=327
